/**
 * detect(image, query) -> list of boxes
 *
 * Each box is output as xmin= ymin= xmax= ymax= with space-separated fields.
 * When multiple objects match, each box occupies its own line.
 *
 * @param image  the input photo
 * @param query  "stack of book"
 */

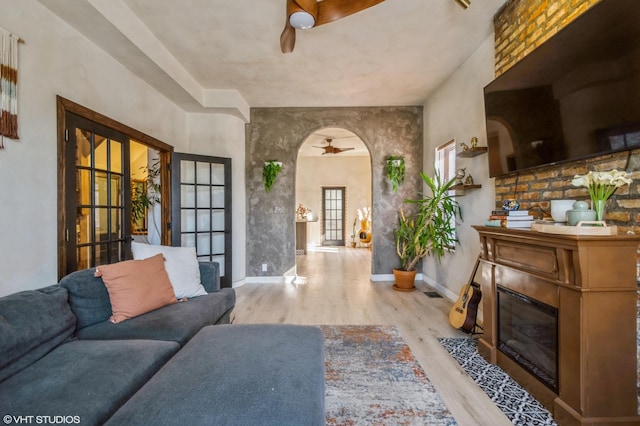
xmin=485 ymin=210 xmax=534 ymax=229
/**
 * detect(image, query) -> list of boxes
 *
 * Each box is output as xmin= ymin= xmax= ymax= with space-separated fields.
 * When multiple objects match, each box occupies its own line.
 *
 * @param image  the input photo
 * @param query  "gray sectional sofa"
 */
xmin=0 ymin=262 xmax=326 ymax=425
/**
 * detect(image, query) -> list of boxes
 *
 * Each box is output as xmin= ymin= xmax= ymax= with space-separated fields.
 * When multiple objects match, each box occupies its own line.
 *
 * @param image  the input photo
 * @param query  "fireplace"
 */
xmin=473 ymin=225 xmax=640 ymax=425
xmin=497 ymin=286 xmax=558 ymax=392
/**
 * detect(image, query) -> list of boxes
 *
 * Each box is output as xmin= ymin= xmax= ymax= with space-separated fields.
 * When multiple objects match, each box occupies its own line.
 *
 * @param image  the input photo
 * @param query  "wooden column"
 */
xmin=473 ymin=226 xmax=640 ymax=426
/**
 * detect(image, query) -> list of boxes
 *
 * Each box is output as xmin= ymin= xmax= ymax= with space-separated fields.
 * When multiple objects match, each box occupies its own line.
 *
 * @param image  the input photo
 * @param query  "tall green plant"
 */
xmin=394 ymin=170 xmax=461 ymax=271
xmin=131 ymin=160 xmax=160 ymax=224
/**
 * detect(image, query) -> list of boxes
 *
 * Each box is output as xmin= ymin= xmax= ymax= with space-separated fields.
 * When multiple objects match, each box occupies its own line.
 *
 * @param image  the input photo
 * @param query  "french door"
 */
xmin=322 ymin=186 xmax=345 ymax=246
xmin=63 ymin=113 xmax=130 ymax=273
xmin=171 ymin=153 xmax=232 ymax=288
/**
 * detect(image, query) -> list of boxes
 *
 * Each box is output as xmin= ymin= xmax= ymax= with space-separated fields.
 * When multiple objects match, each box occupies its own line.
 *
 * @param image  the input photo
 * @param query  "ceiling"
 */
xmin=39 ymin=0 xmax=504 ymax=122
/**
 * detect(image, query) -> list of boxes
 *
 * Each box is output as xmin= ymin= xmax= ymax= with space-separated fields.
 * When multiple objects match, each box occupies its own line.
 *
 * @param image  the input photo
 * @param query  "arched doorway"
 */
xmin=295 ymin=127 xmax=372 ymax=257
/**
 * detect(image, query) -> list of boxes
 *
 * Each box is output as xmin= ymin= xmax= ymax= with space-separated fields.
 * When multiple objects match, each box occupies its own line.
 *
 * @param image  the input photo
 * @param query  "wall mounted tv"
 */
xmin=484 ymin=0 xmax=640 ymax=178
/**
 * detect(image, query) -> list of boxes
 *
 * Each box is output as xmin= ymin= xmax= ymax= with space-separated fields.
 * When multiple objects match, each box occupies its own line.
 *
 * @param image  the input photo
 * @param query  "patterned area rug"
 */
xmin=439 ymin=337 xmax=557 ymax=426
xmin=322 ymin=325 xmax=457 ymax=425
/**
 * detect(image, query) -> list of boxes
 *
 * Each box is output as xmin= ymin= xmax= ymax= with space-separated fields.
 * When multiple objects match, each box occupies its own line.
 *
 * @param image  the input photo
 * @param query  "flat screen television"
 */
xmin=484 ymin=0 xmax=640 ymax=177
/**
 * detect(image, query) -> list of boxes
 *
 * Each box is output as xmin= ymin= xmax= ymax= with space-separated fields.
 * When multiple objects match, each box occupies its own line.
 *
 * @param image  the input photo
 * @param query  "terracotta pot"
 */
xmin=392 ymin=269 xmax=417 ymax=292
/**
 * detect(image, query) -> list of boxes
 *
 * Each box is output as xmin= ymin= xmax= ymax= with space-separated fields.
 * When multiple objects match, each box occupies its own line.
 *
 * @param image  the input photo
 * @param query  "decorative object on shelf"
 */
xmin=454 ymin=168 xmax=466 ymax=186
xmin=464 ymin=174 xmax=474 ymax=185
xmin=296 ymin=203 xmax=311 ymax=220
xmin=460 ymin=142 xmax=469 ymax=151
xmin=571 ymin=170 xmax=632 ymax=222
xmin=393 ymin=170 xmax=461 ymax=291
xmin=262 ymin=160 xmax=282 ymax=193
xmin=385 ymin=156 xmax=405 ymax=192
xmin=357 ymin=207 xmax=372 ymax=245
xmin=550 ymin=199 xmax=576 ymax=223
xmin=566 ymin=201 xmax=596 ymax=226
xmin=470 ymin=136 xmax=478 ymax=148
xmin=502 ymin=199 xmax=520 ymax=211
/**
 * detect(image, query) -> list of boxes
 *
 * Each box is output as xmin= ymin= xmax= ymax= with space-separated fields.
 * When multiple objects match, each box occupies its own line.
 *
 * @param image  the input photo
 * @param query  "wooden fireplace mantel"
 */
xmin=473 ymin=226 xmax=640 ymax=426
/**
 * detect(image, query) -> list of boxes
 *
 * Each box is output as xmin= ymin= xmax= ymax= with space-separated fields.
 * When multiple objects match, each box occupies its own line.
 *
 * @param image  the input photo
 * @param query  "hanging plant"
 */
xmin=263 ymin=160 xmax=283 ymax=193
xmin=386 ymin=156 xmax=405 ymax=192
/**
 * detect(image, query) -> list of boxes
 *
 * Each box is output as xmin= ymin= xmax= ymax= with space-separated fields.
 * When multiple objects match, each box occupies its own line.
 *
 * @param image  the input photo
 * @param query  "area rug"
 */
xmin=322 ymin=325 xmax=457 ymax=425
xmin=438 ymin=337 xmax=557 ymax=426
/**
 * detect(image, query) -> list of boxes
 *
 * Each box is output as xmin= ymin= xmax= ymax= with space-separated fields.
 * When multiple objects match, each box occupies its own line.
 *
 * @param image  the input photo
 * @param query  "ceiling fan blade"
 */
xmin=335 ymin=147 xmax=355 ymax=153
xmin=315 ymin=0 xmax=385 ymax=26
xmin=280 ymin=22 xmax=296 ymax=53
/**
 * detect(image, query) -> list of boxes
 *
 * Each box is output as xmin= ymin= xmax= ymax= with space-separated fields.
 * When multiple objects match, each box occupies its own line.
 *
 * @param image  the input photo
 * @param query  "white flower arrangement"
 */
xmin=571 ymin=169 xmax=632 ymax=221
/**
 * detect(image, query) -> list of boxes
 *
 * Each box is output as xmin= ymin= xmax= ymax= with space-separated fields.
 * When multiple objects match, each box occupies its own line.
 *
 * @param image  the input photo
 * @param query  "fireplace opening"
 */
xmin=497 ymin=286 xmax=558 ymax=392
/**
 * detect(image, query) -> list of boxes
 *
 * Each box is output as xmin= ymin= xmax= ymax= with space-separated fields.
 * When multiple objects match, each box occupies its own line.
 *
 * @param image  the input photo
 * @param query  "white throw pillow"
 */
xmin=131 ymin=242 xmax=208 ymax=299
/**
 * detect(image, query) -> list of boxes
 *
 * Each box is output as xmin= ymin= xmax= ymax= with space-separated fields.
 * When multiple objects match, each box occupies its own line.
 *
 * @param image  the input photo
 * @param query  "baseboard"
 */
xmin=421 ymin=275 xmax=458 ymax=301
xmin=245 ymin=276 xmax=286 ymax=284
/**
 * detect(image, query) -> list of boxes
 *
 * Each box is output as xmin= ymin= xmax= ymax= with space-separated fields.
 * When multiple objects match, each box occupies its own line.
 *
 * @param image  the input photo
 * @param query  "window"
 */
xmin=435 ymin=139 xmax=456 ymax=184
xmin=435 ymin=139 xmax=457 ymax=245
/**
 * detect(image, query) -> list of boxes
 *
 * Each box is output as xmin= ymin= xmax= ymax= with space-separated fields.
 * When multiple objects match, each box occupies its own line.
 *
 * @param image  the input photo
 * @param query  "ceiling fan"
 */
xmin=280 ymin=0 xmax=385 ymax=53
xmin=313 ymin=138 xmax=354 ymax=155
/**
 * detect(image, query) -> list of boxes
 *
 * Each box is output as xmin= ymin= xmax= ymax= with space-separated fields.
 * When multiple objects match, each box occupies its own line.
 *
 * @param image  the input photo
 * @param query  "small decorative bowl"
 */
xmin=502 ymin=199 xmax=520 ymax=211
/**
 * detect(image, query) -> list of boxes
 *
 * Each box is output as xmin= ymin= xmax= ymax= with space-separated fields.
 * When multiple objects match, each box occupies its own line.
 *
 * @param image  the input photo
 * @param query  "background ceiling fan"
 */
xmin=313 ymin=138 xmax=355 ymax=155
xmin=280 ymin=0 xmax=386 ymax=53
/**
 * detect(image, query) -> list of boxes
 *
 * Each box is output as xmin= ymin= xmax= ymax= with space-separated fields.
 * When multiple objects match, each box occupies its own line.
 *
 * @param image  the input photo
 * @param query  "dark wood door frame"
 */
xmin=56 ymin=96 xmax=174 ymax=279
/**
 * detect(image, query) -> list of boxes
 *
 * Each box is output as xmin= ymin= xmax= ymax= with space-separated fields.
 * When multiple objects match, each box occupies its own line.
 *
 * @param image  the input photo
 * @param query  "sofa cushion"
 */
xmin=61 ymin=262 xmax=221 ymax=331
xmin=0 ymin=339 xmax=179 ymax=425
xmin=75 ymin=288 xmax=236 ymax=345
xmin=106 ymin=324 xmax=326 ymax=426
xmin=95 ymin=254 xmax=177 ymax=323
xmin=131 ymin=242 xmax=207 ymax=298
xmin=0 ymin=286 xmax=76 ymax=383
xmin=59 ymin=268 xmax=112 ymax=329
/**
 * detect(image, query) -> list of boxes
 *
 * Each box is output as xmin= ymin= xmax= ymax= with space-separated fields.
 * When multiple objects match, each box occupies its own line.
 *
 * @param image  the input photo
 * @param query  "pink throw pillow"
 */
xmin=94 ymin=254 xmax=177 ymax=323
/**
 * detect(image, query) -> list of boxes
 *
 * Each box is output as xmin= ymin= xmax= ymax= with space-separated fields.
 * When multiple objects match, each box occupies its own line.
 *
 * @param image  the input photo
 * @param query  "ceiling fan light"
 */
xmin=455 ymin=0 xmax=471 ymax=9
xmin=289 ymin=11 xmax=315 ymax=29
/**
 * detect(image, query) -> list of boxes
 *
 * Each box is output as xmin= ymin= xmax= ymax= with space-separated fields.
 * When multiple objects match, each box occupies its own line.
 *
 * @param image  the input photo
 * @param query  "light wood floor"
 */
xmin=233 ymin=246 xmax=512 ymax=426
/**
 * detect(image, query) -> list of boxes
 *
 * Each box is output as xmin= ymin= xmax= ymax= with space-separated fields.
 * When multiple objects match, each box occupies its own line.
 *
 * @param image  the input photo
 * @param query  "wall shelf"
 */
xmin=457 ymin=147 xmax=487 ymax=158
xmin=452 ymin=184 xmax=481 ymax=196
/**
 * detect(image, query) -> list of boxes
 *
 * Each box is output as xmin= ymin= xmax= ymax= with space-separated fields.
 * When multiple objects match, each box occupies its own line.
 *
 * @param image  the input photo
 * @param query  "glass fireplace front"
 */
xmin=497 ymin=285 xmax=558 ymax=392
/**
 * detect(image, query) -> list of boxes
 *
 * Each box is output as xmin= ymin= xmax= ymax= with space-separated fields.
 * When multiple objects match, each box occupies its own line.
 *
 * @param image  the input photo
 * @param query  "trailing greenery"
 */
xmin=131 ymin=160 xmax=161 ymax=224
xmin=394 ymin=169 xmax=461 ymax=271
xmin=386 ymin=156 xmax=405 ymax=192
xmin=263 ymin=160 xmax=282 ymax=193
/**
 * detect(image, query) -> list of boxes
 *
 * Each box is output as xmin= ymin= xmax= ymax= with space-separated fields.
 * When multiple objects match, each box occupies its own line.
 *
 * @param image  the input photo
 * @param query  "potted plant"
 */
xmin=386 ymin=156 xmax=405 ymax=192
xmin=263 ymin=160 xmax=282 ymax=193
xmin=131 ymin=160 xmax=161 ymax=234
xmin=393 ymin=170 xmax=461 ymax=291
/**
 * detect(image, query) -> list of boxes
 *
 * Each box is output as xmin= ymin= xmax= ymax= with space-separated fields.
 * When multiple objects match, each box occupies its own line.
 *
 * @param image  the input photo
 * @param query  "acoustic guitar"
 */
xmin=449 ymin=257 xmax=482 ymax=333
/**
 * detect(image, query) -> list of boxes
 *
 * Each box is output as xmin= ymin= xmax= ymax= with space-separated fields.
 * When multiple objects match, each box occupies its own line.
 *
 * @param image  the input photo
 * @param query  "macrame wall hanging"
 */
xmin=0 ymin=28 xmax=21 ymax=149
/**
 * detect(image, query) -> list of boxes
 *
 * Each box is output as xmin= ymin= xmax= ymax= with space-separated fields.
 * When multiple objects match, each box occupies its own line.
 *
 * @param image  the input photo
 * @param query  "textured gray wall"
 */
xmin=246 ymin=107 xmax=423 ymax=277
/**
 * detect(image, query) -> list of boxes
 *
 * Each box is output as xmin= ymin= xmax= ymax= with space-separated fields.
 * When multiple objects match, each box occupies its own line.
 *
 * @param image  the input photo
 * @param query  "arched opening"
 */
xmin=295 ymin=127 xmax=372 ymax=261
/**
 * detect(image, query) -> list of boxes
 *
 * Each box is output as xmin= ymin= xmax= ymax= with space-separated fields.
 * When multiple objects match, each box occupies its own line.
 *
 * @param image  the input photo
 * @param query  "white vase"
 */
xmin=550 ymin=199 xmax=576 ymax=223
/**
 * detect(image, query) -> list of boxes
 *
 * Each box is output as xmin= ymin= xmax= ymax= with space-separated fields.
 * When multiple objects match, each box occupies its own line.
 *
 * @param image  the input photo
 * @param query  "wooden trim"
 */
xmin=56 ymin=96 xmax=174 ymax=278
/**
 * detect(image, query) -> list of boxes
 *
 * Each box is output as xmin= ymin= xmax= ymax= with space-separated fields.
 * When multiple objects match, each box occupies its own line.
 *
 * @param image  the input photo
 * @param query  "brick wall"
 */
xmin=492 ymin=0 xmax=640 ymax=233
xmin=494 ymin=0 xmax=601 ymax=76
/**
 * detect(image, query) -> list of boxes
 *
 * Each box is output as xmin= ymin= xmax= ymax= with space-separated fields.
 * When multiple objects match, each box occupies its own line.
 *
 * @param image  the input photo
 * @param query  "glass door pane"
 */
xmin=322 ymin=187 xmax=345 ymax=246
xmin=172 ymin=153 xmax=232 ymax=288
xmin=65 ymin=113 xmax=129 ymax=274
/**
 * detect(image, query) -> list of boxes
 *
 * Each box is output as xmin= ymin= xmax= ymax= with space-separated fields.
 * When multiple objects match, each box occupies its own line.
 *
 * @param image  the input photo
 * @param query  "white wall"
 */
xmin=0 ymin=0 xmax=245 ymax=296
xmin=186 ymin=114 xmax=247 ymax=287
xmin=422 ymin=35 xmax=497 ymax=300
xmin=296 ymin=155 xmax=372 ymax=247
